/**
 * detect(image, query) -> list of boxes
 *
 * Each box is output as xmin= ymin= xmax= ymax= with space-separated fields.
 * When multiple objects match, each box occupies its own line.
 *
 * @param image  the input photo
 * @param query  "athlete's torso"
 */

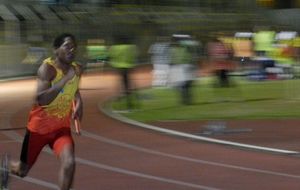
xmin=27 ymin=58 xmax=80 ymax=134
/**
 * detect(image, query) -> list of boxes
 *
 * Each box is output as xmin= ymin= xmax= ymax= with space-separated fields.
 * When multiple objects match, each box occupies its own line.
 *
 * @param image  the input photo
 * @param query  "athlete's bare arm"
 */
xmin=73 ymin=90 xmax=83 ymax=121
xmin=36 ymin=63 xmax=76 ymax=106
xmin=73 ymin=64 xmax=83 ymax=121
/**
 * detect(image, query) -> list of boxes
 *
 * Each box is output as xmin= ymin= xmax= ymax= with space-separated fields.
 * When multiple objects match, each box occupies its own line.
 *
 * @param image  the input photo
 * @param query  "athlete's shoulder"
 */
xmin=37 ymin=57 xmax=56 ymax=81
xmin=72 ymin=62 xmax=83 ymax=76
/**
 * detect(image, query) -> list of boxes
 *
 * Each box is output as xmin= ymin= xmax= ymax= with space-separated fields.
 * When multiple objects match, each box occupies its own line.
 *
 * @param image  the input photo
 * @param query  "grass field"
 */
xmin=111 ymin=77 xmax=300 ymax=123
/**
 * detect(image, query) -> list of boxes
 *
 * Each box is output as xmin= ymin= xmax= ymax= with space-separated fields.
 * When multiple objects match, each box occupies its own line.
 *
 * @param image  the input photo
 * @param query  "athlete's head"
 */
xmin=53 ymin=33 xmax=77 ymax=64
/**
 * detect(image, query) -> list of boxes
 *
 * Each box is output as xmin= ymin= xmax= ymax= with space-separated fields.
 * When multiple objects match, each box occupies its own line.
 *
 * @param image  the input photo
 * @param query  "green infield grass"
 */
xmin=110 ymin=77 xmax=300 ymax=123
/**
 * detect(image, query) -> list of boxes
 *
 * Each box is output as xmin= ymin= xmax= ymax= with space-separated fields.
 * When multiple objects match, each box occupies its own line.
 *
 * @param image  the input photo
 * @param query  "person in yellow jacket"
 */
xmin=253 ymin=29 xmax=276 ymax=57
xmin=109 ymin=35 xmax=138 ymax=109
xmin=6 ymin=33 xmax=83 ymax=190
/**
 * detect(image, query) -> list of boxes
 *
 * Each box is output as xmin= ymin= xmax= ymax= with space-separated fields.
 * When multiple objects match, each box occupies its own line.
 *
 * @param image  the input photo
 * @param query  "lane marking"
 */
xmin=0 ymin=140 xmax=18 ymax=144
xmin=1 ymin=104 xmax=221 ymax=190
xmin=3 ymin=131 xmax=221 ymax=190
xmin=76 ymin=157 xmax=221 ymax=190
xmin=0 ymin=127 xmax=25 ymax=131
xmin=81 ymin=130 xmax=300 ymax=179
xmin=10 ymin=175 xmax=58 ymax=189
xmin=100 ymin=103 xmax=299 ymax=155
xmin=1 ymin=131 xmax=59 ymax=189
xmin=1 ymin=84 xmax=299 ymax=189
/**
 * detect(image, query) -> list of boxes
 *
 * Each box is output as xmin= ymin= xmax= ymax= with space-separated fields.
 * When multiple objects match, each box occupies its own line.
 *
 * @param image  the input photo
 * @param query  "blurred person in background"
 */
xmin=269 ymin=31 xmax=298 ymax=79
xmin=232 ymin=32 xmax=254 ymax=74
xmin=293 ymin=36 xmax=300 ymax=65
xmin=253 ymin=27 xmax=276 ymax=58
xmin=169 ymin=34 xmax=199 ymax=105
xmin=109 ymin=34 xmax=138 ymax=110
xmin=291 ymin=36 xmax=300 ymax=78
xmin=252 ymin=27 xmax=276 ymax=79
xmin=148 ymin=35 xmax=171 ymax=87
xmin=7 ymin=33 xmax=83 ymax=190
xmin=207 ymin=35 xmax=234 ymax=87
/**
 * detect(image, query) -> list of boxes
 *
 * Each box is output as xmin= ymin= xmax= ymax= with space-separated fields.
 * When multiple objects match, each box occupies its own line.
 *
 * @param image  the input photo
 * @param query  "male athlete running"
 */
xmin=3 ymin=33 xmax=83 ymax=190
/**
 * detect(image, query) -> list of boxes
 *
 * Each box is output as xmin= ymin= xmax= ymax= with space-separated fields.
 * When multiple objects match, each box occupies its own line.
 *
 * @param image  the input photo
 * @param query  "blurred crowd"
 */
xmin=148 ymin=28 xmax=300 ymax=88
xmin=84 ymin=27 xmax=300 ymax=106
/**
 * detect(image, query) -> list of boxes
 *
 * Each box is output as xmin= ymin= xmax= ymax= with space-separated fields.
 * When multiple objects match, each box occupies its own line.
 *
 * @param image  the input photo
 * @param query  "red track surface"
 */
xmin=1 ymin=67 xmax=300 ymax=190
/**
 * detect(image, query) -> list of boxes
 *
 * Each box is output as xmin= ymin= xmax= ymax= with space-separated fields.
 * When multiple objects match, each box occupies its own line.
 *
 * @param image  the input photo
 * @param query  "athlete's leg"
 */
xmin=11 ymin=130 xmax=46 ymax=177
xmin=58 ymin=144 xmax=75 ymax=190
xmin=51 ymin=128 xmax=75 ymax=190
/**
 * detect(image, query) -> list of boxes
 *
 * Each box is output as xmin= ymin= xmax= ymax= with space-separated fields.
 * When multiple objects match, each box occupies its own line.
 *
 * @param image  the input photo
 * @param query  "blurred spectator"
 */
xmin=253 ymin=28 xmax=276 ymax=57
xmin=148 ymin=35 xmax=171 ymax=87
xmin=267 ymin=32 xmax=298 ymax=79
xmin=207 ymin=37 xmax=234 ymax=87
xmin=109 ymin=35 xmax=138 ymax=110
xmin=252 ymin=28 xmax=276 ymax=79
xmin=232 ymin=32 xmax=254 ymax=71
xmin=169 ymin=34 xmax=199 ymax=105
xmin=273 ymin=32 xmax=297 ymax=66
xmin=293 ymin=36 xmax=300 ymax=65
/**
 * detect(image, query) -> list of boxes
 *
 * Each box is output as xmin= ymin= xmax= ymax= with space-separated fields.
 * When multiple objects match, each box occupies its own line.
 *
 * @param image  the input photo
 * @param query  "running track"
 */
xmin=1 ymin=67 xmax=300 ymax=190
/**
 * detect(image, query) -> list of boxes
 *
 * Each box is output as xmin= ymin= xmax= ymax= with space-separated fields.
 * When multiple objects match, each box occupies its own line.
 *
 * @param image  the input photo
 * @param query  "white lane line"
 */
xmin=76 ymin=157 xmax=221 ymax=190
xmin=10 ymin=175 xmax=58 ymax=189
xmin=0 ymin=112 xmax=18 ymax=114
xmin=1 ymin=109 xmax=219 ymax=190
xmin=1 ymin=131 xmax=58 ymax=189
xmin=81 ymin=130 xmax=300 ymax=179
xmin=100 ymin=104 xmax=299 ymax=155
xmin=3 ymin=105 xmax=298 ymax=190
xmin=0 ymin=140 xmax=18 ymax=144
xmin=3 ymin=130 xmax=221 ymax=190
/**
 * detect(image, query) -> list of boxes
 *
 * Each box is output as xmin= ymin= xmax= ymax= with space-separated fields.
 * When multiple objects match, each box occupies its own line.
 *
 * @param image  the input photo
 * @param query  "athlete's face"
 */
xmin=56 ymin=37 xmax=77 ymax=64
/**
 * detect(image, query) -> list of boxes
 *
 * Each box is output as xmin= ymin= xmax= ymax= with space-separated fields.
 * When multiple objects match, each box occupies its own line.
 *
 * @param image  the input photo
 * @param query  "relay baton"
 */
xmin=72 ymin=100 xmax=81 ymax=135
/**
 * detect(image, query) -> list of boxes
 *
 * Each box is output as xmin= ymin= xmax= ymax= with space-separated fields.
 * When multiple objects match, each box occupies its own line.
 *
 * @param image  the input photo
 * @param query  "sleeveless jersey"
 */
xmin=27 ymin=58 xmax=80 ymax=134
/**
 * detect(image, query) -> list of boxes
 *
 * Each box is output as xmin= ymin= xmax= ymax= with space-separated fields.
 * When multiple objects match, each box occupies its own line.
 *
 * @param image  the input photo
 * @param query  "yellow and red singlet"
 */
xmin=27 ymin=58 xmax=80 ymax=134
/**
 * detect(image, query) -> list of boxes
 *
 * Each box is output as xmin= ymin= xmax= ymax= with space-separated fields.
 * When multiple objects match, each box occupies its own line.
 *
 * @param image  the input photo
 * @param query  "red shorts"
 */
xmin=20 ymin=127 xmax=74 ymax=168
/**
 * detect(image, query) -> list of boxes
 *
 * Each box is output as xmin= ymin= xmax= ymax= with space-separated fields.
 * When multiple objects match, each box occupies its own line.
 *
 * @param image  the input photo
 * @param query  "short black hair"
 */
xmin=53 ymin=33 xmax=76 ymax=49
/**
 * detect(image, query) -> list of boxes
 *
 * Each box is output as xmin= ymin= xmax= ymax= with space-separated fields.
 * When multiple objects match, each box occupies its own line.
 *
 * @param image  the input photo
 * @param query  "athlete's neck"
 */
xmin=54 ymin=58 xmax=71 ymax=74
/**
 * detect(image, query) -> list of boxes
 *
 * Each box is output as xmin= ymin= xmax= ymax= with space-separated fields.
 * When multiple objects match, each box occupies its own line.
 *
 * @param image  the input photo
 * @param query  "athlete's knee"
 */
xmin=59 ymin=144 xmax=75 ymax=170
xmin=62 ymin=155 xmax=75 ymax=170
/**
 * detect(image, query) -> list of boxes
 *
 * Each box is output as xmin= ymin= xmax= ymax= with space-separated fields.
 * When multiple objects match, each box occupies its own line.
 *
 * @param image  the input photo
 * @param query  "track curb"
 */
xmin=99 ymin=99 xmax=300 ymax=155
